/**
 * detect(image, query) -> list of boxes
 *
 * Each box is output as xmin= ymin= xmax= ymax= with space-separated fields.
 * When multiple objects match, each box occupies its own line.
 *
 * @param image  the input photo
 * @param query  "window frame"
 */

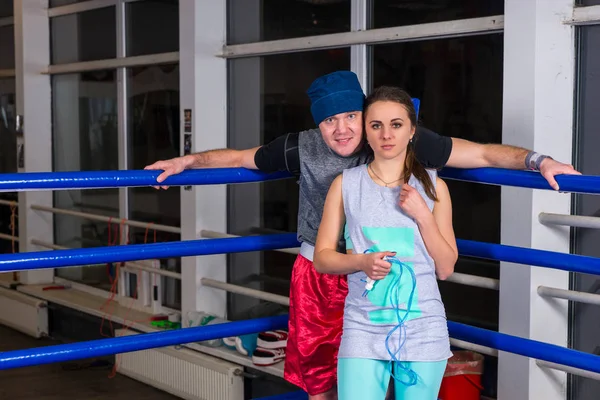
xmin=45 ymin=0 xmax=182 ymax=311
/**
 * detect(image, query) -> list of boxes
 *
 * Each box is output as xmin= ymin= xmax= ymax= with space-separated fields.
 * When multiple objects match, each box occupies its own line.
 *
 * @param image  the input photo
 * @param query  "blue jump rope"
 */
xmin=362 ymin=249 xmax=419 ymax=387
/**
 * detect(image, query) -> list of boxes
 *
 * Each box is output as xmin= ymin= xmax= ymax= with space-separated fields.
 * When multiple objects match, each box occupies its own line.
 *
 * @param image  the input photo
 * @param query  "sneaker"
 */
xmin=257 ymin=330 xmax=288 ymax=349
xmin=252 ymin=347 xmax=286 ymax=366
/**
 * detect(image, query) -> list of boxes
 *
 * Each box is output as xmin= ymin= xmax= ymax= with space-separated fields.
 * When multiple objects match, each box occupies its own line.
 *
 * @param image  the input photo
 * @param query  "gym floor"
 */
xmin=0 ymin=325 xmax=177 ymax=400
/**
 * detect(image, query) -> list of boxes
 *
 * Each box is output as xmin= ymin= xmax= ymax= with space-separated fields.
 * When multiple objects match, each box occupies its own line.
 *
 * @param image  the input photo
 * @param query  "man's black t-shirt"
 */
xmin=254 ymin=126 xmax=453 ymax=175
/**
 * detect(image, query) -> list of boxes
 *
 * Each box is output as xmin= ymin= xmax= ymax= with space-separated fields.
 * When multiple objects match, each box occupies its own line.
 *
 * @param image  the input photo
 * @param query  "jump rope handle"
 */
xmin=363 ymin=255 xmax=393 ymax=296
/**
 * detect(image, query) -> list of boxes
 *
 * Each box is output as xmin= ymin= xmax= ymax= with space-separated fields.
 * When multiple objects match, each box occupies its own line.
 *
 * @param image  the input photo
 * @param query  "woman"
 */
xmin=313 ymin=86 xmax=458 ymax=399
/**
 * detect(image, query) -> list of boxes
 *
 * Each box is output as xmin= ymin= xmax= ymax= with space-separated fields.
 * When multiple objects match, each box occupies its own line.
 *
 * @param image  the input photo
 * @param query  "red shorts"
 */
xmin=284 ymin=254 xmax=348 ymax=396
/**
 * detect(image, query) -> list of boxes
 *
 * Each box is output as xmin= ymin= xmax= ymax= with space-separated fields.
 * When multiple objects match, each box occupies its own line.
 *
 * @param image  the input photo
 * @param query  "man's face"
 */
xmin=318 ymin=111 xmax=364 ymax=157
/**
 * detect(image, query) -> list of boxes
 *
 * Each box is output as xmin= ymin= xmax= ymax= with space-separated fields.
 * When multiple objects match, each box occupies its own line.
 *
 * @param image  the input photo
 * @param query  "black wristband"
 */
xmin=535 ymin=155 xmax=552 ymax=171
xmin=525 ymin=151 xmax=534 ymax=170
xmin=525 ymin=151 xmax=552 ymax=171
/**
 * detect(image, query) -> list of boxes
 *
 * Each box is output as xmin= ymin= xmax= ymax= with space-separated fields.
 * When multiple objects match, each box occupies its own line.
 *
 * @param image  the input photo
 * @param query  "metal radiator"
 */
xmin=0 ymin=286 xmax=48 ymax=338
xmin=115 ymin=329 xmax=244 ymax=400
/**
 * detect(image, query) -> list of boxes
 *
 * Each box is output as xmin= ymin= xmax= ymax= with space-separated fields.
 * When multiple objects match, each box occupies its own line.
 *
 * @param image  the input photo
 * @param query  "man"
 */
xmin=145 ymin=71 xmax=578 ymax=399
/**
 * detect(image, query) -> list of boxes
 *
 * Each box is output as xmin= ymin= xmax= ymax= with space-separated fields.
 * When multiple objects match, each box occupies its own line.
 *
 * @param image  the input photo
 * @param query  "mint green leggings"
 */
xmin=338 ymin=358 xmax=447 ymax=400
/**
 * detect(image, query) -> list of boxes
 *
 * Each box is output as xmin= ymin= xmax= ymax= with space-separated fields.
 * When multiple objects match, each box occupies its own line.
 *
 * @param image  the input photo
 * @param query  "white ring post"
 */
xmin=15 ymin=0 xmax=54 ymax=284
xmin=179 ymin=1 xmax=228 ymax=323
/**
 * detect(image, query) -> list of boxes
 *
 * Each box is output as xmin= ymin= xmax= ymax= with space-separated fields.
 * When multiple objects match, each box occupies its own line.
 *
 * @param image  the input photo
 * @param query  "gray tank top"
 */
xmin=339 ymin=164 xmax=452 ymax=362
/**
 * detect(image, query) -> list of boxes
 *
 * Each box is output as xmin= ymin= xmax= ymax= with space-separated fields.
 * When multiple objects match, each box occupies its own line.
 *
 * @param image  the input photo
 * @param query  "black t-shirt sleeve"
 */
xmin=412 ymin=126 xmax=453 ymax=169
xmin=253 ymin=132 xmax=300 ymax=175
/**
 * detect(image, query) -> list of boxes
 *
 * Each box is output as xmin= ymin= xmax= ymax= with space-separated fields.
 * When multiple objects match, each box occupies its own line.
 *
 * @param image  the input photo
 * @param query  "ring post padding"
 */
xmin=0 ymin=315 xmax=288 ymax=370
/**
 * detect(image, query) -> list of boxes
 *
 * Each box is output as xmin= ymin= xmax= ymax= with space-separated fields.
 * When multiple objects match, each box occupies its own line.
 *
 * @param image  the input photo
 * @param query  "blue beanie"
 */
xmin=307 ymin=71 xmax=365 ymax=125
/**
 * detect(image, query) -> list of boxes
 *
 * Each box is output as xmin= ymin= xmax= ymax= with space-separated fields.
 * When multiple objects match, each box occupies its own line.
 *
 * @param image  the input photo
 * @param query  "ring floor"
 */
xmin=0 ymin=324 xmax=178 ymax=400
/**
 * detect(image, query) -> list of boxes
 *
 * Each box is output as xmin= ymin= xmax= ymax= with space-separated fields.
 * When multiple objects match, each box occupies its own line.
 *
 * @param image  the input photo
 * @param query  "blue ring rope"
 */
xmin=448 ymin=321 xmax=600 ymax=374
xmin=1 ymin=314 xmax=599 ymax=375
xmin=0 ymin=315 xmax=288 ymax=370
xmin=0 ymin=234 xmax=599 ymax=276
xmin=456 ymin=239 xmax=600 ymax=275
xmin=438 ymin=168 xmax=600 ymax=194
xmin=0 ymin=167 xmax=598 ymax=194
xmin=0 ymin=168 xmax=291 ymax=192
xmin=0 ymin=234 xmax=300 ymax=272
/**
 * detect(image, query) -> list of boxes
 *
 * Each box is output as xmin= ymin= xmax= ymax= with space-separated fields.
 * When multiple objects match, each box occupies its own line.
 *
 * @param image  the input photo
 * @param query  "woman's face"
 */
xmin=364 ymin=100 xmax=415 ymax=161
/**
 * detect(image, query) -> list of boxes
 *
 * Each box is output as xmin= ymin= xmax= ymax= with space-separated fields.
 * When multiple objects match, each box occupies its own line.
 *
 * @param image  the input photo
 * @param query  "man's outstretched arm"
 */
xmin=144 ymin=132 xmax=299 ymax=189
xmin=144 ymin=147 xmax=260 ymax=188
xmin=447 ymin=138 xmax=580 ymax=190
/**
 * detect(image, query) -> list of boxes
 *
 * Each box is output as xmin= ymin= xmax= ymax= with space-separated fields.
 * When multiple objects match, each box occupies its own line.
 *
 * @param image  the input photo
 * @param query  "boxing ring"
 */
xmin=0 ymin=167 xmax=599 ymax=399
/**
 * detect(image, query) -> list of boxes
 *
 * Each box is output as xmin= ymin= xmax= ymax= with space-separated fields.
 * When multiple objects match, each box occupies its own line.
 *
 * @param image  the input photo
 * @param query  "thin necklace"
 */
xmin=368 ymin=163 xmax=402 ymax=187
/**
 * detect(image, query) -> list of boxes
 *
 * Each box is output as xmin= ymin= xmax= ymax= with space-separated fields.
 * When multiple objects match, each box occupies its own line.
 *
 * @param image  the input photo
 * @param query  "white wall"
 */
xmin=15 ymin=0 xmax=54 ymax=285
xmin=500 ymin=0 xmax=575 ymax=399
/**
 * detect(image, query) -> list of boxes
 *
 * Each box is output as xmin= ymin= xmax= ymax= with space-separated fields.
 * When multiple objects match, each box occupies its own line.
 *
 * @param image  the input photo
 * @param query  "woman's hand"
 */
xmin=360 ymin=251 xmax=396 ymax=280
xmin=399 ymin=184 xmax=432 ymax=223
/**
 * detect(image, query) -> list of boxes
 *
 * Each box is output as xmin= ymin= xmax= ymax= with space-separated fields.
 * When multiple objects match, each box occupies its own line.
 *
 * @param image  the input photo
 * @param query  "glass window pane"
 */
xmin=228 ymin=0 xmax=350 ymax=45
xmin=126 ymin=0 xmax=179 ymax=57
xmin=52 ymin=70 xmax=118 ymax=289
xmin=372 ymin=0 xmax=504 ymax=29
xmin=373 ymin=34 xmax=503 ymax=328
xmin=0 ymin=78 xmax=17 ymax=255
xmin=571 ymin=24 xmax=600 ymax=400
xmin=579 ymin=0 xmax=600 ymax=5
xmin=0 ymin=2 xmax=13 ymax=17
xmin=0 ymin=25 xmax=15 ymax=69
xmin=0 ymin=78 xmax=16 ymax=173
xmin=227 ymin=49 xmax=350 ymax=319
xmin=51 ymin=7 xmax=116 ymax=64
xmin=128 ymin=64 xmax=181 ymax=309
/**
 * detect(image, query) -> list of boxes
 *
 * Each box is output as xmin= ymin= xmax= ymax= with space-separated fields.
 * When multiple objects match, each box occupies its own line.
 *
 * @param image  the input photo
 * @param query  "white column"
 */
xmin=14 ymin=0 xmax=54 ymax=284
xmin=179 ymin=1 xmax=227 ymax=322
xmin=499 ymin=0 xmax=575 ymax=399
